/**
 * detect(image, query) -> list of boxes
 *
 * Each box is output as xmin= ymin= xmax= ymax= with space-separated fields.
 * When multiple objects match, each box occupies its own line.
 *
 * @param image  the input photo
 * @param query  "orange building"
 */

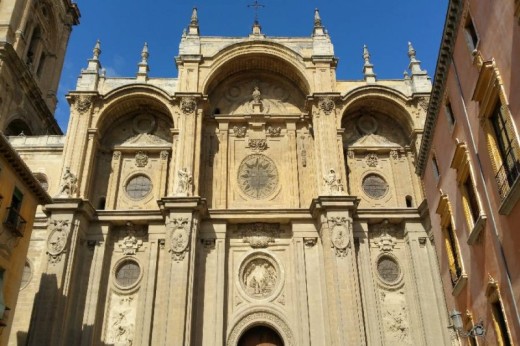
xmin=0 ymin=133 xmax=51 ymax=345
xmin=418 ymin=0 xmax=520 ymax=344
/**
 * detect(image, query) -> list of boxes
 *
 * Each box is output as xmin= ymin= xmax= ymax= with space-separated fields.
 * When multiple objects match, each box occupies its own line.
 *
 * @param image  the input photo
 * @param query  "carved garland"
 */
xmin=238 ymin=223 xmax=280 ymax=248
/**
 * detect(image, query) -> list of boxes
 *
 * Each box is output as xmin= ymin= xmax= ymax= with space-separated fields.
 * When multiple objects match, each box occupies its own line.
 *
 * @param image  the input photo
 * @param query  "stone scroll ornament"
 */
xmin=318 ymin=97 xmax=335 ymax=115
xmin=47 ymin=220 xmax=71 ymax=264
xmin=168 ymin=217 xmax=192 ymax=261
xmin=238 ymin=223 xmax=280 ymax=248
xmin=55 ymin=167 xmax=78 ymax=198
xmin=327 ymin=217 xmax=351 ymax=257
xmin=74 ymin=95 xmax=93 ymax=114
xmin=180 ymin=96 xmax=197 ymax=115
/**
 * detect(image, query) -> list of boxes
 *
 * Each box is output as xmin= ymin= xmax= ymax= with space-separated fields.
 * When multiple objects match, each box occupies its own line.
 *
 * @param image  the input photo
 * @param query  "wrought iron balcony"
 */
xmin=495 ymin=159 xmax=520 ymax=200
xmin=3 ymin=207 xmax=26 ymax=237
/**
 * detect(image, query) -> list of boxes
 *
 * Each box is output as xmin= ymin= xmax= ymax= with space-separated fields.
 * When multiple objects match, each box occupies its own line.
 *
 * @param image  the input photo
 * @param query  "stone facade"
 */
xmin=9 ymin=9 xmax=453 ymax=346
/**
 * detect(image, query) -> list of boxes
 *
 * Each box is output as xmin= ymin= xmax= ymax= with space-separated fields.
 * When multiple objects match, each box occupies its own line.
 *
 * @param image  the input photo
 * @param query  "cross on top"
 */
xmin=247 ymin=0 xmax=265 ymax=24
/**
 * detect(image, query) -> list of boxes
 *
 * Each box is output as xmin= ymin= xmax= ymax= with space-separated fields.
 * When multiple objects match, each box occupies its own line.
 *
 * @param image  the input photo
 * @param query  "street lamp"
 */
xmin=449 ymin=309 xmax=486 ymax=338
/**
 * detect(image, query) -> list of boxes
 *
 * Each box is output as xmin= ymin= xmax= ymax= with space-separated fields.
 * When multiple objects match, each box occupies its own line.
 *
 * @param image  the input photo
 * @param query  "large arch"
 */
xmin=202 ymin=41 xmax=311 ymax=96
xmin=227 ymin=309 xmax=294 ymax=346
xmin=93 ymin=84 xmax=174 ymax=135
xmin=339 ymin=85 xmax=415 ymax=134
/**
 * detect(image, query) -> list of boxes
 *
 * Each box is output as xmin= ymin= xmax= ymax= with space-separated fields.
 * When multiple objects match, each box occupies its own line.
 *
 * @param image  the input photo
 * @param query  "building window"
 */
xmin=450 ymin=141 xmax=486 ymax=242
xmin=115 ymin=260 xmax=141 ymax=288
xmin=4 ymin=188 xmax=26 ymax=237
xmin=362 ymin=174 xmax=389 ymax=199
xmin=491 ymin=102 xmax=520 ymax=199
xmin=125 ymin=175 xmax=152 ymax=200
xmin=472 ymin=60 xmax=520 ymax=214
xmin=464 ymin=15 xmax=479 ymax=52
xmin=445 ymin=98 xmax=456 ymax=129
xmin=436 ymin=194 xmax=466 ymax=295
xmin=432 ymin=155 xmax=440 ymax=181
xmin=486 ymin=278 xmax=513 ymax=346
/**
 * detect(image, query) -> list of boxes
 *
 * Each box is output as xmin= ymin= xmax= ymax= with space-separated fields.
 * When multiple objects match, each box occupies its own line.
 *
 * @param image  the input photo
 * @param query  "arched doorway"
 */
xmin=238 ymin=325 xmax=284 ymax=346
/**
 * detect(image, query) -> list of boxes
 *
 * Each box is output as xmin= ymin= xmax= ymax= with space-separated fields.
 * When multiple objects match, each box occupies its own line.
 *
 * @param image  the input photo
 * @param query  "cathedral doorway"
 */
xmin=237 ymin=325 xmax=284 ymax=346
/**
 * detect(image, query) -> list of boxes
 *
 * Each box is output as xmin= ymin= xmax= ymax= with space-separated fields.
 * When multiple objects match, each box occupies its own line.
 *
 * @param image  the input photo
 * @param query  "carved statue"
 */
xmin=175 ymin=168 xmax=193 ymax=196
xmin=252 ymin=86 xmax=262 ymax=104
xmin=323 ymin=169 xmax=344 ymax=195
xmin=56 ymin=167 xmax=78 ymax=198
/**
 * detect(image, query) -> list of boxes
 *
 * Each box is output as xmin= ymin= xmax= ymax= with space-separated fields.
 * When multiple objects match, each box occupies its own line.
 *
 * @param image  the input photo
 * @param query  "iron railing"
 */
xmin=3 ymin=207 xmax=26 ymax=237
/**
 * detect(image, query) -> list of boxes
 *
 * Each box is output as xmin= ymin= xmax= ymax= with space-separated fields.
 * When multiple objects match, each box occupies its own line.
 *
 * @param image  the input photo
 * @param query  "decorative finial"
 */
xmin=141 ymin=42 xmax=149 ymax=64
xmin=314 ymin=8 xmax=322 ymax=27
xmin=362 ymin=44 xmax=376 ymax=82
xmin=408 ymin=41 xmax=416 ymax=61
xmin=363 ymin=44 xmax=371 ymax=66
xmin=93 ymin=40 xmax=101 ymax=60
xmin=403 ymin=70 xmax=410 ymax=80
xmin=190 ymin=7 xmax=198 ymax=26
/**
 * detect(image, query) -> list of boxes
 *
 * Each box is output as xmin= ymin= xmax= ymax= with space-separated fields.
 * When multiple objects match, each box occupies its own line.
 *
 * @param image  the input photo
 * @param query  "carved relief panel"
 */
xmin=367 ymin=221 xmax=414 ymax=345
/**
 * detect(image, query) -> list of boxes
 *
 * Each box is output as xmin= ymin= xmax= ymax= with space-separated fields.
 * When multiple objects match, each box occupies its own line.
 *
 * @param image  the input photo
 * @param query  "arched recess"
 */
xmin=227 ymin=310 xmax=295 ymax=346
xmin=339 ymin=86 xmax=414 ymax=134
xmin=202 ymin=42 xmax=311 ymax=96
xmin=340 ymin=87 xmax=421 ymax=208
xmin=198 ymin=48 xmax=315 ymax=208
xmin=4 ymin=118 xmax=33 ymax=136
xmin=87 ymin=89 xmax=174 ymax=210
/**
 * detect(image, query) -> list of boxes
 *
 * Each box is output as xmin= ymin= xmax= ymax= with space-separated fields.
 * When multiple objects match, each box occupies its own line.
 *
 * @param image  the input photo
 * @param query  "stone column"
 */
xmin=310 ymin=196 xmax=365 ymax=345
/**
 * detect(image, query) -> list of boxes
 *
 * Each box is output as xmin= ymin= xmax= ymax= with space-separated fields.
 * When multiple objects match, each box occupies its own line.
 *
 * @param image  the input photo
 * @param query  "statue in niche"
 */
xmin=175 ymin=168 xmax=193 ymax=196
xmin=323 ymin=169 xmax=345 ymax=195
xmin=56 ymin=167 xmax=78 ymax=198
xmin=252 ymin=86 xmax=262 ymax=104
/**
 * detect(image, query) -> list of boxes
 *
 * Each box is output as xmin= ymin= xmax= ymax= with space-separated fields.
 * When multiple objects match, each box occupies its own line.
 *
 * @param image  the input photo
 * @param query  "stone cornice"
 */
xmin=0 ymin=132 xmax=52 ymax=204
xmin=416 ymin=0 xmax=463 ymax=175
xmin=0 ymin=42 xmax=62 ymax=135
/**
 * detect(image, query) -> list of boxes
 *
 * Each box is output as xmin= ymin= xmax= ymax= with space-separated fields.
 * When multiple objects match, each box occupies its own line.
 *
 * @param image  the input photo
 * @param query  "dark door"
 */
xmin=237 ymin=325 xmax=284 ymax=346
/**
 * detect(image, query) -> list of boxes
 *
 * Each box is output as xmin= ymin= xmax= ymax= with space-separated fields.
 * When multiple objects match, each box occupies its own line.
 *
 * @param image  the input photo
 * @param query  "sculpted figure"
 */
xmin=176 ymin=168 xmax=193 ymax=196
xmin=252 ymin=86 xmax=262 ymax=104
xmin=56 ymin=167 xmax=78 ymax=197
xmin=323 ymin=169 xmax=345 ymax=195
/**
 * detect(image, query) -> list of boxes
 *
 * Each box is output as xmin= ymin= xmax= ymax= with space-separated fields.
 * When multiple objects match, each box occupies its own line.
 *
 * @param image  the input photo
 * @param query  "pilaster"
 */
xmin=28 ymin=199 xmax=95 ymax=345
xmin=157 ymin=197 xmax=207 ymax=346
xmin=310 ymin=196 xmax=365 ymax=345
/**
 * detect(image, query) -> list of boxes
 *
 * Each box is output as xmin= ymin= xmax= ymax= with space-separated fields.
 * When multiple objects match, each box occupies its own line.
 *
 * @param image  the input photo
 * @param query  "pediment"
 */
xmin=121 ymin=133 xmax=170 ymax=147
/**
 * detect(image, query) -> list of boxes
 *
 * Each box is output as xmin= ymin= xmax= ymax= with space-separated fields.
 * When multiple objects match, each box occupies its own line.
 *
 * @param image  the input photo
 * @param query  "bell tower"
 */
xmin=0 ymin=0 xmax=79 ymax=135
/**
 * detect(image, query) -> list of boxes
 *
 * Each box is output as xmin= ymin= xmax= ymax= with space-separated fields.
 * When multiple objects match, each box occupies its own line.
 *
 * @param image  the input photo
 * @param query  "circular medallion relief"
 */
xmin=238 ymin=154 xmax=279 ymax=199
xmin=125 ymin=175 xmax=152 ymax=200
xmin=377 ymin=256 xmax=400 ymax=284
xmin=133 ymin=114 xmax=156 ymax=134
xmin=357 ymin=114 xmax=378 ymax=135
xmin=362 ymin=174 xmax=389 ymax=199
xmin=240 ymin=255 xmax=279 ymax=300
xmin=115 ymin=259 xmax=141 ymax=288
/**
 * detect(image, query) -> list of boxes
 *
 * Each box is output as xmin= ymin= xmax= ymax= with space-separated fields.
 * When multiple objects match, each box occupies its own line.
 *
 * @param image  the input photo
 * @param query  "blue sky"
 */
xmin=56 ymin=1 xmax=448 ymax=131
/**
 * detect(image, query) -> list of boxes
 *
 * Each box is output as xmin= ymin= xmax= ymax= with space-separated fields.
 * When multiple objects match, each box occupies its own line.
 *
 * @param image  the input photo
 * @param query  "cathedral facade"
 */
xmin=9 ymin=9 xmax=453 ymax=346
